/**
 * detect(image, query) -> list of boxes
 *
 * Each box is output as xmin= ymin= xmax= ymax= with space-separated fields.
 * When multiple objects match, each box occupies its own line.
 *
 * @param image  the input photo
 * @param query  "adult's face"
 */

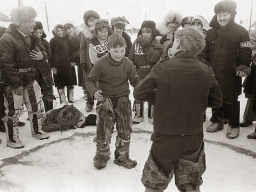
xmin=57 ymin=28 xmax=64 ymax=37
xmin=167 ymin=22 xmax=178 ymax=32
xmin=217 ymin=12 xmax=231 ymax=27
xmin=18 ymin=18 xmax=35 ymax=36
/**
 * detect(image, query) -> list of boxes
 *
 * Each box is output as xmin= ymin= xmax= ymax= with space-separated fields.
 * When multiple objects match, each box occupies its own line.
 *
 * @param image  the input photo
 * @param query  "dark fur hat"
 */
xmin=83 ymin=10 xmax=100 ymax=26
xmin=214 ymin=0 xmax=237 ymax=14
xmin=138 ymin=20 xmax=158 ymax=40
xmin=111 ymin=17 xmax=128 ymax=29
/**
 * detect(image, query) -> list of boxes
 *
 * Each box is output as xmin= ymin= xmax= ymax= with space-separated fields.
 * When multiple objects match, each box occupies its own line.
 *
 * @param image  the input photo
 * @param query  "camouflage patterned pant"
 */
xmin=142 ymin=134 xmax=205 ymax=192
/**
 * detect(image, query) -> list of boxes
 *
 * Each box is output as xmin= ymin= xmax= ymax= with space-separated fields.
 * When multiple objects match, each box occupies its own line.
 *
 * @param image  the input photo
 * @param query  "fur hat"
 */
xmin=158 ymin=11 xmax=182 ymax=35
xmin=191 ymin=15 xmax=210 ymax=31
xmin=33 ymin=21 xmax=46 ymax=38
xmin=94 ymin=19 xmax=110 ymax=30
xmin=181 ymin=16 xmax=193 ymax=27
xmin=214 ymin=0 xmax=237 ymax=14
xmin=138 ymin=20 xmax=158 ymax=40
xmin=111 ymin=17 xmax=128 ymax=29
xmin=83 ymin=10 xmax=100 ymax=26
xmin=250 ymin=30 xmax=256 ymax=42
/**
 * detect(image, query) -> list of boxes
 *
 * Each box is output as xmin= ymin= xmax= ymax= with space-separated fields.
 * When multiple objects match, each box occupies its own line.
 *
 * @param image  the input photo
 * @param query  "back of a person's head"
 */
xmin=107 ymin=34 xmax=126 ymax=49
xmin=11 ymin=6 xmax=37 ymax=26
xmin=175 ymin=27 xmax=205 ymax=55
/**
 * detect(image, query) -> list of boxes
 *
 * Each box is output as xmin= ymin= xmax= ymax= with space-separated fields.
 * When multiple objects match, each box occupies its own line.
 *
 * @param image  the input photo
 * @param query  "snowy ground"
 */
xmin=0 ymin=85 xmax=256 ymax=192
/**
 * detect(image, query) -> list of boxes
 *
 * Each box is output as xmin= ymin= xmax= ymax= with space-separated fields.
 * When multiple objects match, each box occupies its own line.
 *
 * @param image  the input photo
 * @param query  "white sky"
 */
xmin=0 ymin=0 xmax=255 ymax=33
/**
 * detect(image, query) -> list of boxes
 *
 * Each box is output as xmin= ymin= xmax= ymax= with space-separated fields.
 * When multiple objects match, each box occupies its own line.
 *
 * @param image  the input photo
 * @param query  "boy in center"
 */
xmin=86 ymin=34 xmax=140 ymax=169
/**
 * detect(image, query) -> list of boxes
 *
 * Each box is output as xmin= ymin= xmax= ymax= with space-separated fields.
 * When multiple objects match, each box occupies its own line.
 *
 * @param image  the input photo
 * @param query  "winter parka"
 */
xmin=201 ymin=15 xmax=251 ymax=98
xmin=49 ymin=33 xmax=77 ymax=87
xmin=0 ymin=24 xmax=42 ymax=88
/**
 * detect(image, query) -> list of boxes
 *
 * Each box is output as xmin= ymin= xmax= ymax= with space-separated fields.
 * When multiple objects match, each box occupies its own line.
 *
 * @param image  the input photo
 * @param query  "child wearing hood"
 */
xmin=49 ymin=24 xmax=77 ymax=104
xmin=128 ymin=20 xmax=162 ymax=124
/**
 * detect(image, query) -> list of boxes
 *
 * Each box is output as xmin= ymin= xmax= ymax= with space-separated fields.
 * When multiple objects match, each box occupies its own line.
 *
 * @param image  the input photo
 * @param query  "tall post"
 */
xmin=249 ymin=0 xmax=253 ymax=33
xmin=45 ymin=1 xmax=50 ymax=32
xmin=18 ymin=0 xmax=23 ymax=7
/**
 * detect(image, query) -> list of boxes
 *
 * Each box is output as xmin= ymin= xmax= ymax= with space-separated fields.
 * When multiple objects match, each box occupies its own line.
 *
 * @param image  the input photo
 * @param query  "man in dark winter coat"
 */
xmin=0 ymin=7 xmax=50 ymax=148
xmin=0 ymin=26 xmax=26 ymax=133
xmin=134 ymin=27 xmax=222 ymax=192
xmin=201 ymin=0 xmax=252 ymax=139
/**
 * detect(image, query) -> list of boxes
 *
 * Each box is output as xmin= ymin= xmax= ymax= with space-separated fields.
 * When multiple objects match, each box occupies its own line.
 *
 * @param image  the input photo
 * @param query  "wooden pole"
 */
xmin=249 ymin=0 xmax=253 ymax=33
xmin=45 ymin=1 xmax=50 ymax=32
xmin=18 ymin=0 xmax=23 ymax=7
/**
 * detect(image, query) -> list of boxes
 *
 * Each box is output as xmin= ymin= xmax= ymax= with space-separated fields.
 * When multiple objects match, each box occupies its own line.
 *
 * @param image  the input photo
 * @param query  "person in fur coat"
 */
xmin=80 ymin=10 xmax=100 ymax=96
xmin=110 ymin=16 xmax=132 ymax=57
xmin=158 ymin=11 xmax=182 ymax=58
xmin=49 ymin=24 xmax=77 ymax=104
xmin=128 ymin=20 xmax=162 ymax=124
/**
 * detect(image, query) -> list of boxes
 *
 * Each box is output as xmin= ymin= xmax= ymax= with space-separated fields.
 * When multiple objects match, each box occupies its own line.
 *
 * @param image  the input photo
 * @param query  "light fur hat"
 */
xmin=111 ymin=16 xmax=129 ymax=29
xmin=191 ymin=15 xmax=210 ymax=31
xmin=11 ymin=6 xmax=37 ymax=26
xmin=158 ymin=10 xmax=182 ymax=35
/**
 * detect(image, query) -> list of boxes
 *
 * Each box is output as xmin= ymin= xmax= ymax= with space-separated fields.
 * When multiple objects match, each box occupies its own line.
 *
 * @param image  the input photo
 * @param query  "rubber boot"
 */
xmin=5 ymin=118 xmax=24 ymax=148
xmin=67 ymin=87 xmax=74 ymax=103
xmin=133 ymin=101 xmax=144 ymax=124
xmin=57 ymin=88 xmax=67 ymax=104
xmin=114 ymin=136 xmax=137 ymax=169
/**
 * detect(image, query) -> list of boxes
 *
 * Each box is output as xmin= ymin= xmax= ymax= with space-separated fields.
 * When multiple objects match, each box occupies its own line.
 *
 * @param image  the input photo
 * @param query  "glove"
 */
xmin=236 ymin=65 xmax=251 ymax=77
xmin=135 ymin=35 xmax=151 ymax=49
xmin=94 ymin=90 xmax=104 ymax=101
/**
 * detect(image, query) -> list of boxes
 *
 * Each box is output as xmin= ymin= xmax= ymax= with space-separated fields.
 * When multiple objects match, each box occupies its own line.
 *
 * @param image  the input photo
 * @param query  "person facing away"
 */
xmin=0 ymin=6 xmax=50 ymax=148
xmin=201 ymin=0 xmax=252 ymax=139
xmin=86 ymin=34 xmax=140 ymax=169
xmin=134 ymin=27 xmax=222 ymax=192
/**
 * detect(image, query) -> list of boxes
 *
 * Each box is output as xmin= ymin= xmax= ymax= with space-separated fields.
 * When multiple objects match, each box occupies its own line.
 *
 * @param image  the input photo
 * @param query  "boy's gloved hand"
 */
xmin=94 ymin=90 xmax=104 ymax=101
xmin=135 ymin=35 xmax=151 ymax=49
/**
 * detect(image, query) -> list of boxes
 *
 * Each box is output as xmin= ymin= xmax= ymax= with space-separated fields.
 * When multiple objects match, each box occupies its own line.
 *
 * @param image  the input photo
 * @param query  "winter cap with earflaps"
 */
xmin=214 ymin=0 xmax=237 ymax=14
xmin=110 ymin=17 xmax=128 ymax=29
xmin=94 ymin=19 xmax=110 ymax=31
xmin=33 ymin=21 xmax=46 ymax=38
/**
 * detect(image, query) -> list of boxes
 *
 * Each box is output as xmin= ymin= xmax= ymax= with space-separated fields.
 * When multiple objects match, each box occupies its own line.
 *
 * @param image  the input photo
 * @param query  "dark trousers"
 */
xmin=211 ymin=97 xmax=240 ymax=127
xmin=243 ymin=98 xmax=256 ymax=122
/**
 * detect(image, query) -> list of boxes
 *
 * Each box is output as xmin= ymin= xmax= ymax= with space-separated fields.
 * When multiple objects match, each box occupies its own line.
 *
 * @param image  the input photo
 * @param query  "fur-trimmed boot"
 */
xmin=5 ymin=119 xmax=24 ymax=148
xmin=94 ymin=142 xmax=111 ymax=169
xmin=133 ymin=101 xmax=144 ymax=124
xmin=114 ymin=136 xmax=137 ymax=169
xmin=29 ymin=113 xmax=49 ymax=140
xmin=142 ymin=152 xmax=172 ymax=192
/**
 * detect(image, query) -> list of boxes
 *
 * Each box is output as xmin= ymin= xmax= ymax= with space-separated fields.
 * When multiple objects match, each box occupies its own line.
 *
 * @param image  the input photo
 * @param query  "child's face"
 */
xmin=57 ymin=28 xmax=64 ymax=37
xmin=87 ymin=17 xmax=96 ymax=27
xmin=217 ymin=12 xmax=231 ymax=27
xmin=141 ymin=27 xmax=152 ymax=41
xmin=65 ymin=26 xmax=75 ymax=37
xmin=34 ymin=29 xmax=43 ymax=38
xmin=108 ymin=46 xmax=126 ymax=61
xmin=168 ymin=22 xmax=178 ymax=32
xmin=192 ymin=20 xmax=203 ymax=31
xmin=113 ymin=26 xmax=124 ymax=36
xmin=183 ymin=23 xmax=191 ymax=28
xmin=97 ymin=28 xmax=108 ymax=40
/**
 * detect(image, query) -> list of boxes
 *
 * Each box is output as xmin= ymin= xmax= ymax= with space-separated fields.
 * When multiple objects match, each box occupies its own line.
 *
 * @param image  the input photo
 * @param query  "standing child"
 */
xmin=31 ymin=21 xmax=54 ymax=111
xmin=49 ymin=24 xmax=77 ymax=104
xmin=128 ymin=20 xmax=162 ymax=124
xmin=86 ymin=19 xmax=112 ymax=112
xmin=86 ymin=34 xmax=140 ymax=169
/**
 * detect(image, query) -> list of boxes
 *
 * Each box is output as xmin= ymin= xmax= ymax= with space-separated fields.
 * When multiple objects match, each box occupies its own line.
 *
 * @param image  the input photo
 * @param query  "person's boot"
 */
xmin=114 ymin=136 xmax=137 ymax=169
xmin=240 ymin=119 xmax=252 ymax=127
xmin=0 ymin=122 xmax=5 ymax=132
xmin=93 ymin=142 xmax=111 ymax=169
xmin=226 ymin=126 xmax=239 ymax=139
xmin=29 ymin=114 xmax=50 ymax=140
xmin=67 ymin=87 xmax=75 ymax=103
xmin=206 ymin=122 xmax=224 ymax=132
xmin=57 ymin=88 xmax=67 ymax=104
xmin=133 ymin=102 xmax=144 ymax=124
xmin=6 ymin=119 xmax=24 ymax=148
xmin=148 ymin=104 xmax=153 ymax=124
xmin=247 ymin=131 xmax=256 ymax=139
